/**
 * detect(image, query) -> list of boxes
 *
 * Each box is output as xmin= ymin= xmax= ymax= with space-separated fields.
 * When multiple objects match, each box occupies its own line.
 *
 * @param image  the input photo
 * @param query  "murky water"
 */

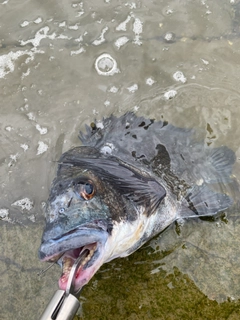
xmin=0 ymin=0 xmax=240 ymax=319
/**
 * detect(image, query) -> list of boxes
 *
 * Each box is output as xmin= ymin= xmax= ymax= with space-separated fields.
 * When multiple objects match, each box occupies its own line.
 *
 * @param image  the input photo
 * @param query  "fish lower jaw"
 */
xmin=58 ymin=243 xmax=97 ymax=291
xmin=59 ymin=265 xmax=92 ymax=291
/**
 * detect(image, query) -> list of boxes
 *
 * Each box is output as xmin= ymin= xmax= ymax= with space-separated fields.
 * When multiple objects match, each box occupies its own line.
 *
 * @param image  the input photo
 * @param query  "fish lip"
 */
xmin=39 ymin=226 xmax=108 ymax=261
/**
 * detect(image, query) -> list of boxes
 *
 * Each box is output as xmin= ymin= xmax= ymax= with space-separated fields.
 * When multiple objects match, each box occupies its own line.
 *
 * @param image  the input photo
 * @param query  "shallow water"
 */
xmin=0 ymin=0 xmax=240 ymax=319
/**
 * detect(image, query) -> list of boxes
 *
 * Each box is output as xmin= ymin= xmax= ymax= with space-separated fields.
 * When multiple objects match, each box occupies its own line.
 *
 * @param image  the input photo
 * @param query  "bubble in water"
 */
xmin=146 ymin=77 xmax=155 ymax=86
xmin=100 ymin=143 xmax=115 ymax=155
xmin=164 ymin=32 xmax=176 ymax=43
xmin=95 ymin=53 xmax=119 ymax=76
xmin=166 ymin=8 xmax=173 ymax=15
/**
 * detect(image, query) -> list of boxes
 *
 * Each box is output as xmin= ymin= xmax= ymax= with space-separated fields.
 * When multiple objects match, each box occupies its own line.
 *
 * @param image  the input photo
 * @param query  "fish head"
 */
xmin=39 ymin=146 xmax=166 ymax=292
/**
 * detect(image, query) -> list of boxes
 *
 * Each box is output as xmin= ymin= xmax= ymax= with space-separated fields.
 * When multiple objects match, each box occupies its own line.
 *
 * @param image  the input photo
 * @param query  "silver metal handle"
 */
xmin=39 ymin=290 xmax=65 ymax=320
xmin=39 ymin=290 xmax=80 ymax=320
xmin=39 ymin=251 xmax=88 ymax=319
xmin=54 ymin=293 xmax=80 ymax=320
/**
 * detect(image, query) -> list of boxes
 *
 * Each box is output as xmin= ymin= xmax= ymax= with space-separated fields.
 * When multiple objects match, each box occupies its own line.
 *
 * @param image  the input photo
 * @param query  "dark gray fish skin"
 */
xmin=39 ymin=113 xmax=236 ymax=292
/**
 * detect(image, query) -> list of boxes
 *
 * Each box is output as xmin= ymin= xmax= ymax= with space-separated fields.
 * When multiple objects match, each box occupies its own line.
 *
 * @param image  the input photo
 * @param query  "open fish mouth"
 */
xmin=58 ymin=242 xmax=98 ymax=291
xmin=39 ymin=227 xmax=108 ymax=292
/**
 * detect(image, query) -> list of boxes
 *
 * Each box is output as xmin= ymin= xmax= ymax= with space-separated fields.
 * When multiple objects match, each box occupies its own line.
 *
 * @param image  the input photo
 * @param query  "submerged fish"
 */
xmin=39 ymin=113 xmax=235 ymax=292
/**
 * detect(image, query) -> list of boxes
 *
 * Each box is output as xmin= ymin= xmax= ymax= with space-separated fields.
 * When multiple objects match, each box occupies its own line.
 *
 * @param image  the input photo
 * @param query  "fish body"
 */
xmin=39 ymin=113 xmax=235 ymax=292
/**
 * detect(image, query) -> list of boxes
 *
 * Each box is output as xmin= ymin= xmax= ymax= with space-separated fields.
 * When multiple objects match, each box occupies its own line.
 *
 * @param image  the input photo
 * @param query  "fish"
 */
xmin=38 ymin=113 xmax=236 ymax=293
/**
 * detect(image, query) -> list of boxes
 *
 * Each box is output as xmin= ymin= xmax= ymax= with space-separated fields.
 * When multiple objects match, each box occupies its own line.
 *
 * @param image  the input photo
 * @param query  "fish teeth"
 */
xmin=62 ymin=243 xmax=97 ymax=277
xmin=80 ymin=244 xmax=97 ymax=267
xmin=63 ymin=257 xmax=73 ymax=275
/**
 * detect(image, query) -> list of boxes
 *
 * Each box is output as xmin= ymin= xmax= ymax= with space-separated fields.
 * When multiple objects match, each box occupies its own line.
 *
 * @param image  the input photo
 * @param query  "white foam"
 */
xmin=133 ymin=18 xmax=143 ymax=34
xmin=36 ymin=124 xmax=48 ymax=135
xmin=116 ymin=15 xmax=131 ymax=31
xmin=201 ymin=58 xmax=209 ymax=65
xmin=115 ymin=36 xmax=129 ymax=49
xmin=59 ymin=21 xmax=66 ymax=27
xmin=74 ymin=35 xmax=83 ymax=43
xmin=57 ymin=34 xmax=72 ymax=40
xmin=28 ymin=214 xmax=36 ymax=222
xmin=173 ymin=71 xmax=187 ymax=83
xmin=125 ymin=2 xmax=136 ymax=9
xmin=0 ymin=209 xmax=9 ymax=219
xmin=37 ymin=141 xmax=48 ymax=155
xmin=20 ymin=21 xmax=30 ymax=28
xmin=21 ymin=68 xmax=30 ymax=79
xmin=104 ymin=100 xmax=110 ymax=106
xmin=8 ymin=153 xmax=19 ymax=167
xmin=96 ymin=122 xmax=104 ymax=129
xmin=34 ymin=17 xmax=43 ymax=24
xmin=68 ymin=24 xmax=79 ymax=30
xmin=11 ymin=198 xmax=33 ymax=211
xmin=164 ymin=90 xmax=177 ymax=100
xmin=70 ymin=47 xmax=85 ymax=55
xmin=20 ymin=26 xmax=56 ymax=47
xmin=92 ymin=26 xmax=109 ymax=46
xmin=0 ymin=50 xmax=36 ymax=79
xmin=20 ymin=144 xmax=29 ymax=152
xmin=127 ymin=83 xmax=138 ymax=93
xmin=109 ymin=86 xmax=119 ymax=93
xmin=74 ymin=1 xmax=84 ymax=17
xmin=133 ymin=17 xmax=143 ymax=45
xmin=27 ymin=112 xmax=36 ymax=121
xmin=133 ymin=105 xmax=139 ymax=111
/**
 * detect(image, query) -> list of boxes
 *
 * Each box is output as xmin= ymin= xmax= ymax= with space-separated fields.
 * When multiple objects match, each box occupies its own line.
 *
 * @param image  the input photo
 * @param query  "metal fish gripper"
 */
xmin=39 ymin=250 xmax=88 ymax=320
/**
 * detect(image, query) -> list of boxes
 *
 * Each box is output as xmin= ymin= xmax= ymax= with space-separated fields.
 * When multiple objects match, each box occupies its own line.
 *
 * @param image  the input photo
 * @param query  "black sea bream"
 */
xmin=39 ymin=113 xmax=235 ymax=292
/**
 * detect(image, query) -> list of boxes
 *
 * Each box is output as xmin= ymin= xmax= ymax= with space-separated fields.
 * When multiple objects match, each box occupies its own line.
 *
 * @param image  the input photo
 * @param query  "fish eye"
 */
xmin=84 ymin=183 xmax=94 ymax=195
xmin=80 ymin=181 xmax=95 ymax=200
